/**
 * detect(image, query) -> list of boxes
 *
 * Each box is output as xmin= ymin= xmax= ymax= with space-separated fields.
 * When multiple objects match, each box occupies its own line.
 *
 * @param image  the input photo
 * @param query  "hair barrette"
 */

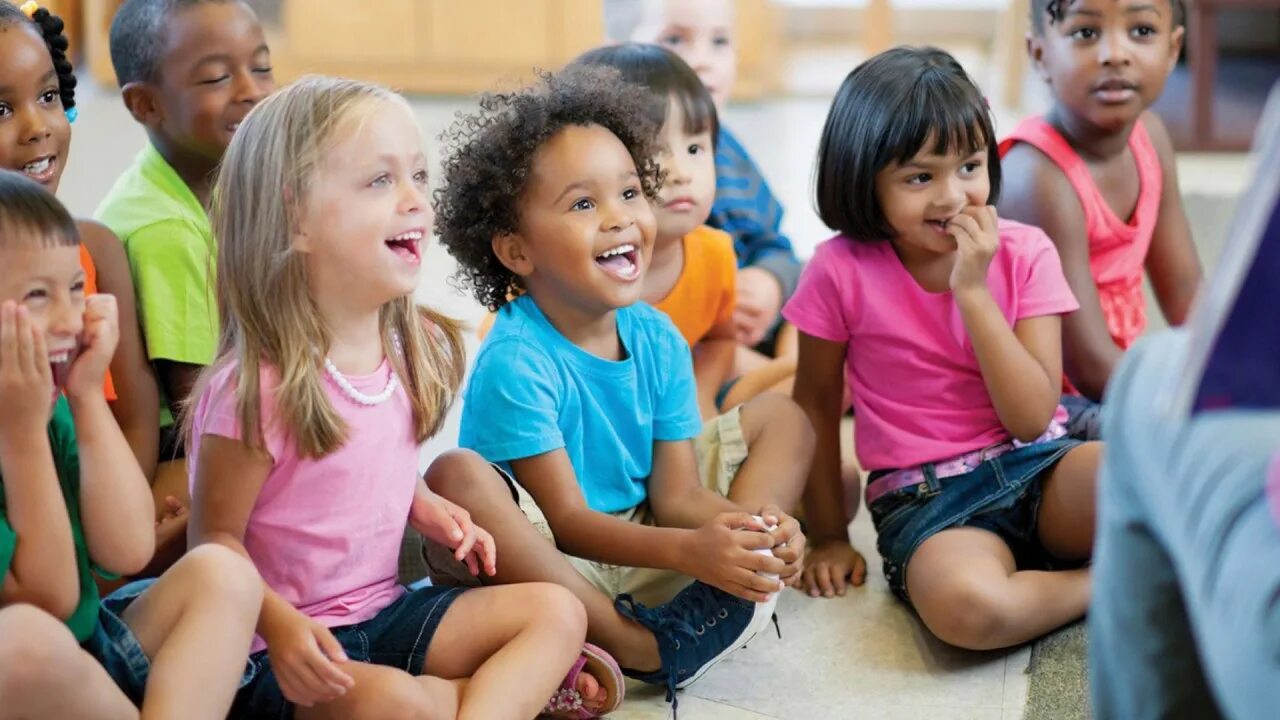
xmin=65 ymin=106 xmax=78 ymax=124
xmin=19 ymin=1 xmax=39 ymax=19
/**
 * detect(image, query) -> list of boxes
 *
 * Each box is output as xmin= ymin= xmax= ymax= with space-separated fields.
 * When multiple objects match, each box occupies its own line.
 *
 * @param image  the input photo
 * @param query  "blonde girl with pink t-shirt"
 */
xmin=787 ymin=47 xmax=1102 ymax=651
xmin=184 ymin=77 xmax=623 ymax=720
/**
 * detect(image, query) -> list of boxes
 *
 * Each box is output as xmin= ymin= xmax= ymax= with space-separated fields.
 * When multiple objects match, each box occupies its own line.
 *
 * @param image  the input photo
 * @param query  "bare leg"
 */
xmin=907 ymin=528 xmax=1090 ymax=650
xmin=121 ymin=544 xmax=263 ymax=720
xmin=426 ymin=454 xmax=662 ymax=674
xmin=425 ymin=583 xmax=609 ymax=719
xmin=723 ymin=393 xmax=814 ymax=513
xmin=0 ymin=604 xmax=138 ymax=720
xmin=1036 ymin=442 xmax=1100 ymax=560
xmin=295 ymin=663 xmax=463 ymax=720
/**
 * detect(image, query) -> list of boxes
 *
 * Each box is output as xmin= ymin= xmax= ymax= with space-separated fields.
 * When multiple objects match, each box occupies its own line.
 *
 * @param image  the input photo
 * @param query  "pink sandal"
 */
xmin=543 ymin=643 xmax=625 ymax=718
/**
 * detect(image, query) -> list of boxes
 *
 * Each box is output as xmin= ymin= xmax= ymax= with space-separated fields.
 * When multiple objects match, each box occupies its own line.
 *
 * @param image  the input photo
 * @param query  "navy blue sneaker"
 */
xmin=616 ymin=581 xmax=779 ymax=707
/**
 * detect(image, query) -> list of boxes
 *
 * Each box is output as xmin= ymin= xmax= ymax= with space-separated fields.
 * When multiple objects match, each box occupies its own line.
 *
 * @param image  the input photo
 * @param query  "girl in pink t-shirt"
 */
xmin=185 ymin=78 xmax=622 ymax=719
xmin=786 ymin=47 xmax=1102 ymax=651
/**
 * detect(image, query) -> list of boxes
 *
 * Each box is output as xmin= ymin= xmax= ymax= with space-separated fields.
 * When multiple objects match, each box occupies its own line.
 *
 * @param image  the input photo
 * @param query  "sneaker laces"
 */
xmin=615 ymin=590 xmax=727 ymax=718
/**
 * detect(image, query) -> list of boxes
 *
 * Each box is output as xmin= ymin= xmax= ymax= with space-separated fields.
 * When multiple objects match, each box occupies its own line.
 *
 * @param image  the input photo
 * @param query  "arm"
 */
xmin=692 ymin=336 xmax=736 ymax=419
xmin=190 ymin=433 xmax=354 ymax=705
xmin=70 ymin=297 xmax=154 ymax=576
xmin=998 ymin=146 xmax=1120 ymax=400
xmin=155 ymin=361 xmax=204 ymax=417
xmin=79 ymin=220 xmax=160 ymax=481
xmin=1141 ymin=112 xmax=1203 ymax=326
xmin=794 ymin=332 xmax=850 ymax=544
xmin=949 ymin=209 xmax=1062 ymax=441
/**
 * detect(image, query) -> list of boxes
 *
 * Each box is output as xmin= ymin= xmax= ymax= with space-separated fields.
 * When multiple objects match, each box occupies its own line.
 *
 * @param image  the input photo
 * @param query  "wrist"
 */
xmin=952 ymin=283 xmax=992 ymax=308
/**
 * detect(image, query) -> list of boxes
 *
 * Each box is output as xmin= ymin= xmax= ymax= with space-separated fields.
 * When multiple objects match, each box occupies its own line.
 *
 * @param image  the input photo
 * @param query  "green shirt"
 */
xmin=96 ymin=144 xmax=217 ymax=369
xmin=0 ymin=398 xmax=106 ymax=642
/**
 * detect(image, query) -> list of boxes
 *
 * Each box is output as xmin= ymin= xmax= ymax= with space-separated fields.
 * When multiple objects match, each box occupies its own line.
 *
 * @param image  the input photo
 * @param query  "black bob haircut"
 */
xmin=815 ymin=46 xmax=1001 ymax=242
xmin=1032 ymin=0 xmax=1186 ymax=34
xmin=570 ymin=42 xmax=719 ymax=147
xmin=109 ymin=0 xmax=237 ymax=86
xmin=0 ymin=169 xmax=79 ymax=249
xmin=0 ymin=2 xmax=77 ymax=111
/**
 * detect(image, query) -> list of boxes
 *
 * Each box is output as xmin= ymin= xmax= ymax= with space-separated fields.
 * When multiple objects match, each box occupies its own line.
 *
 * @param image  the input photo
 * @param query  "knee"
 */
xmin=521 ymin=583 xmax=588 ymax=640
xmin=176 ymin=544 xmax=263 ymax=609
xmin=741 ymin=393 xmax=815 ymax=455
xmin=921 ymin=581 xmax=1012 ymax=651
xmin=347 ymin=673 xmax=445 ymax=720
xmin=0 ymin=605 xmax=82 ymax=698
xmin=424 ymin=449 xmax=504 ymax=503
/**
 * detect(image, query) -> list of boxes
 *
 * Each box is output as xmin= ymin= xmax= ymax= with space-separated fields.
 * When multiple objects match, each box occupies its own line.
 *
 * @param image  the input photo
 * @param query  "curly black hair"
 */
xmin=1033 ymin=0 xmax=1186 ymax=33
xmin=434 ymin=64 xmax=664 ymax=312
xmin=0 ymin=2 xmax=77 ymax=112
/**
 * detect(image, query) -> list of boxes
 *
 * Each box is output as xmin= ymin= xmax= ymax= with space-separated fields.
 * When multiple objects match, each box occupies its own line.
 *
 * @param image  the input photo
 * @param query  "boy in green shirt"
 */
xmin=0 ymin=172 xmax=261 ymax=718
xmin=95 ymin=0 xmax=275 ymax=436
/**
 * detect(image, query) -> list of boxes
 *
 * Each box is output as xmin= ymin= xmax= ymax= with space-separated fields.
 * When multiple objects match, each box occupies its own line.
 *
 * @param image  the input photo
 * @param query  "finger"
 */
xmin=725 ymin=579 xmax=774 ymax=604
xmin=720 ymin=512 xmax=767 ymax=531
xmin=436 ymin=508 xmax=464 ymax=544
xmin=947 ymin=213 xmax=982 ymax=242
xmin=15 ymin=305 xmax=38 ymax=375
xmin=452 ymin=528 xmax=477 ymax=563
xmin=815 ymin=563 xmax=837 ymax=597
xmin=286 ymin=661 xmax=336 ymax=706
xmin=771 ymin=543 xmax=800 ymax=565
xmin=463 ymin=548 xmax=481 ymax=576
xmin=802 ymin=567 xmax=821 ymax=596
xmin=303 ymin=651 xmax=352 ymax=697
xmin=734 ymin=567 xmax=784 ymax=596
xmin=314 ymin=627 xmax=351 ymax=667
xmin=740 ymin=546 xmax=787 ymax=575
xmin=851 ymin=552 xmax=869 ymax=587
xmin=27 ymin=310 xmax=49 ymax=382
xmin=731 ymin=529 xmax=775 ymax=551
xmin=477 ymin=529 xmax=497 ymax=576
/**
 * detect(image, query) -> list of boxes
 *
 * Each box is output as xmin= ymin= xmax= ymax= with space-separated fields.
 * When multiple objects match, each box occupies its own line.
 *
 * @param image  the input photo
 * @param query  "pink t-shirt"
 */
xmin=189 ymin=360 xmax=418 ymax=653
xmin=783 ymin=219 xmax=1079 ymax=471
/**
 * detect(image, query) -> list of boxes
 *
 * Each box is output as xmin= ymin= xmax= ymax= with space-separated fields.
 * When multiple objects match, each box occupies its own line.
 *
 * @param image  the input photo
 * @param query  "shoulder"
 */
xmin=623 ymin=303 xmax=686 ymax=349
xmin=688 ymin=225 xmax=736 ymax=263
xmin=997 ymin=218 xmax=1056 ymax=256
xmin=475 ymin=308 xmax=557 ymax=373
xmin=998 ymin=145 xmax=1086 ymax=239
xmin=122 ymin=217 xmax=210 ymax=255
xmin=1138 ymin=110 xmax=1177 ymax=169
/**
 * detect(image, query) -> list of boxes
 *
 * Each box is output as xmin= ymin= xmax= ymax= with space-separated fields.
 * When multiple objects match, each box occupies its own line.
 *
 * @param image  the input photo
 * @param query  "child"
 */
xmin=186 ymin=76 xmax=618 ymax=720
xmin=604 ymin=0 xmax=802 ymax=362
xmin=96 ymin=0 xmax=276 ymax=454
xmin=791 ymin=47 xmax=1100 ymax=650
xmin=570 ymin=43 xmax=792 ymax=417
xmin=0 ymin=170 xmax=262 ymax=719
xmin=430 ymin=64 xmax=811 ymax=708
xmin=999 ymin=0 xmax=1201 ymax=433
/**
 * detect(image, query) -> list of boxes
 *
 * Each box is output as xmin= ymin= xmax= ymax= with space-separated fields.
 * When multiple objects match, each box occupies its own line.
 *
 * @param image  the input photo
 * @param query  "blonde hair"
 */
xmin=187 ymin=75 xmax=464 ymax=458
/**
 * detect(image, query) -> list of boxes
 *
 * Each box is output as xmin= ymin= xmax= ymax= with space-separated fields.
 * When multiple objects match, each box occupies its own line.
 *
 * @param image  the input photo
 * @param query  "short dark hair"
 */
xmin=0 ymin=2 xmax=77 ymax=111
xmin=435 ymin=65 xmax=664 ymax=312
xmin=1032 ymin=0 xmax=1186 ymax=34
xmin=0 ymin=170 xmax=79 ymax=249
xmin=815 ymin=46 xmax=1001 ymax=242
xmin=108 ymin=0 xmax=236 ymax=86
xmin=570 ymin=43 xmax=719 ymax=147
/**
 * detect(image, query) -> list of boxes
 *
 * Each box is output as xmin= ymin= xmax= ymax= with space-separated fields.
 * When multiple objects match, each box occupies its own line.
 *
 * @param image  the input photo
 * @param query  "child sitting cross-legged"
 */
xmin=427 ymin=65 xmax=812 ymax=711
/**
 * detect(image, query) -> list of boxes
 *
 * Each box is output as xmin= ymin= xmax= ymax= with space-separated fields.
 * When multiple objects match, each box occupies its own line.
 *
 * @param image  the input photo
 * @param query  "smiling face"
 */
xmin=147 ymin=1 xmax=275 ymax=166
xmin=652 ymin=100 xmax=716 ymax=245
xmin=875 ymin=135 xmax=992 ymax=255
xmin=0 ymin=22 xmax=71 ymax=191
xmin=1031 ymin=0 xmax=1183 ymax=132
xmin=0 ymin=236 xmax=84 ymax=394
xmin=293 ymin=100 xmax=432 ymax=313
xmin=503 ymin=124 xmax=657 ymax=317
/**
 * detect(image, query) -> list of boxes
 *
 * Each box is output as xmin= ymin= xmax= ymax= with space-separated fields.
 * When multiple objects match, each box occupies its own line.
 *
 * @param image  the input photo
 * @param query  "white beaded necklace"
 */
xmin=323 ymin=334 xmax=402 ymax=407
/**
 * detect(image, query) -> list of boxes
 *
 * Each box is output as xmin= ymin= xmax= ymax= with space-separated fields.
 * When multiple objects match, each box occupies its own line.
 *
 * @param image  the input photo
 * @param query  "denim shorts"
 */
xmin=82 ymin=579 xmax=157 ymax=706
xmin=867 ymin=438 xmax=1080 ymax=604
xmin=1060 ymin=394 xmax=1103 ymax=441
xmin=232 ymin=584 xmax=464 ymax=719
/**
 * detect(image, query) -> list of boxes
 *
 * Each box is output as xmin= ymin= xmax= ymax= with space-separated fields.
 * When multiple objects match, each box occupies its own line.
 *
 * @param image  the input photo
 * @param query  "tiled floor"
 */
xmin=59 ymin=47 xmax=1252 ymax=716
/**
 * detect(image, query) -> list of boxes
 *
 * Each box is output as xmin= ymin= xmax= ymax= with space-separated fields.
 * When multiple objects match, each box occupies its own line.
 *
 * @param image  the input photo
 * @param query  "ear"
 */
xmin=120 ymin=82 xmax=164 ymax=128
xmin=1027 ymin=33 xmax=1051 ymax=84
xmin=492 ymin=232 xmax=534 ymax=277
xmin=286 ymin=186 xmax=314 ymax=253
xmin=1168 ymin=24 xmax=1186 ymax=74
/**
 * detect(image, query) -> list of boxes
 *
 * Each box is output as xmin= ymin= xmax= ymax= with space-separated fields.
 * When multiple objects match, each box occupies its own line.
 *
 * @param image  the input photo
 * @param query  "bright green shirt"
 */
xmin=0 ymin=398 xmax=108 ymax=642
xmin=96 ymin=144 xmax=217 ymax=369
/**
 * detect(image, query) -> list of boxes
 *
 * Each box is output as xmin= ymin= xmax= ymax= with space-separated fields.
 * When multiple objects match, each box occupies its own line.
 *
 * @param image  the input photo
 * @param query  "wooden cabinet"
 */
xmin=80 ymin=0 xmax=780 ymax=99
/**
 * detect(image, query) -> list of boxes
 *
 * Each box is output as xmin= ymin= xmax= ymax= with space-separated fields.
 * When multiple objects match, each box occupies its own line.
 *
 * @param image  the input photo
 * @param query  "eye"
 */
xmin=1069 ymin=27 xmax=1099 ymax=41
xmin=687 ymin=143 xmax=705 ymax=155
xmin=660 ymin=34 xmax=683 ymax=46
xmin=39 ymin=89 xmax=59 ymax=105
xmin=906 ymin=173 xmax=931 ymax=185
xmin=0 ymin=103 xmax=11 ymax=118
xmin=413 ymin=169 xmax=429 ymax=185
xmin=1131 ymin=25 xmax=1157 ymax=38
xmin=571 ymin=197 xmax=596 ymax=211
xmin=70 ymin=280 xmax=86 ymax=295
xmin=712 ymin=35 xmax=731 ymax=47
xmin=23 ymin=288 xmax=48 ymax=301
xmin=622 ymin=187 xmax=641 ymax=201
xmin=199 ymin=74 xmax=231 ymax=86
xmin=253 ymin=65 xmax=274 ymax=75
xmin=961 ymin=161 xmax=983 ymax=175
xmin=369 ymin=173 xmax=392 ymax=188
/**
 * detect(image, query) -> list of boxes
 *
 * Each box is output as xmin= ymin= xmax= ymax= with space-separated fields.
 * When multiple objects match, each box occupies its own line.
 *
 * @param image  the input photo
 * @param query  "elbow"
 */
xmin=1064 ymin=357 xmax=1113 ymax=403
xmin=101 ymin=536 xmax=157 ymax=578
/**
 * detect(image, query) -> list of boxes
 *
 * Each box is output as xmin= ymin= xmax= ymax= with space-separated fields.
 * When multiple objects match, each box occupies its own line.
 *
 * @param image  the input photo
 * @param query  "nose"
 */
xmin=398 ymin=177 xmax=427 ymax=216
xmin=1098 ymin=33 xmax=1132 ymax=67
xmin=937 ymin=176 xmax=967 ymax=214
xmin=665 ymin=152 xmax=692 ymax=187
xmin=18 ymin=103 xmax=51 ymax=145
xmin=600 ymin=197 xmax=637 ymax=233
xmin=233 ymin=67 xmax=271 ymax=105
xmin=46 ymin=295 xmax=83 ymax=343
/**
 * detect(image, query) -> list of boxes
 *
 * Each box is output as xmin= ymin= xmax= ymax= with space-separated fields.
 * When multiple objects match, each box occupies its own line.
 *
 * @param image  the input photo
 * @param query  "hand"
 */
xmin=64 ymin=295 xmax=119 ymax=401
xmin=412 ymin=492 xmax=496 ymax=578
xmin=734 ymin=268 xmax=783 ymax=346
xmin=759 ymin=505 xmax=806 ymax=587
xmin=0 ymin=301 xmax=54 ymax=439
xmin=799 ymin=539 xmax=867 ymax=598
xmin=680 ymin=512 xmax=785 ymax=603
xmin=947 ymin=206 xmax=1000 ymax=293
xmin=261 ymin=608 xmax=355 ymax=707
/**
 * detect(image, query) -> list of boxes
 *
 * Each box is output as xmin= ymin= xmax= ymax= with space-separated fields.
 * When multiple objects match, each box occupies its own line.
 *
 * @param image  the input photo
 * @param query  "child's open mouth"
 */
xmin=926 ymin=218 xmax=951 ymax=235
xmin=594 ymin=243 xmax=639 ymax=281
xmin=21 ymin=155 xmax=57 ymax=185
xmin=49 ymin=348 xmax=76 ymax=394
xmin=386 ymin=230 xmax=424 ymax=264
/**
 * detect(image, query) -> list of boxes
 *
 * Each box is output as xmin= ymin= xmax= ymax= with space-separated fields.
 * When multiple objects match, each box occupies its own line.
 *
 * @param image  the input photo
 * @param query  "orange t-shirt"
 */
xmin=652 ymin=225 xmax=737 ymax=347
xmin=79 ymin=244 xmax=117 ymax=401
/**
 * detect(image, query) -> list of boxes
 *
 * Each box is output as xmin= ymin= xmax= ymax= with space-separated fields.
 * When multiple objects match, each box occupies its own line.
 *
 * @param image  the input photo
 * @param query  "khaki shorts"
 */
xmin=423 ymin=407 xmax=749 ymax=607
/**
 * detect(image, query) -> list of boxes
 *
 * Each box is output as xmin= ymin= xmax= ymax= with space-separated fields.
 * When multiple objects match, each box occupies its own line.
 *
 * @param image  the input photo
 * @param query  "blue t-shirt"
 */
xmin=459 ymin=295 xmax=703 ymax=513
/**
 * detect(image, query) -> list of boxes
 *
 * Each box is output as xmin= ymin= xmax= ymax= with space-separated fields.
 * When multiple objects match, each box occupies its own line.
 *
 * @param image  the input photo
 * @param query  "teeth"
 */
xmin=49 ymin=351 xmax=70 ymax=363
xmin=23 ymin=157 xmax=52 ymax=175
xmin=597 ymin=244 xmax=635 ymax=259
xmin=388 ymin=231 xmax=423 ymax=243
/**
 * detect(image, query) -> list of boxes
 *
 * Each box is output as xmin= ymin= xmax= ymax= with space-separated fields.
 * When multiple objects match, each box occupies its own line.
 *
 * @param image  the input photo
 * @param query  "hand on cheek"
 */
xmin=64 ymin=295 xmax=120 ymax=401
